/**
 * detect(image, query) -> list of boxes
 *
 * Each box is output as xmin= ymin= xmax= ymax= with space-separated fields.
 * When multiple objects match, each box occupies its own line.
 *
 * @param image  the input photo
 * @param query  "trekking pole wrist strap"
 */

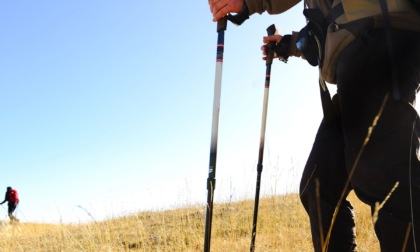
xmin=227 ymin=2 xmax=249 ymax=25
xmin=273 ymin=35 xmax=292 ymax=63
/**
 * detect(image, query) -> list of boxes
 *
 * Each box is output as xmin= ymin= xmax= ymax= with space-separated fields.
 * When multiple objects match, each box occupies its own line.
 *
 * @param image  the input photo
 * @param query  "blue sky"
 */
xmin=0 ymin=1 xmax=332 ymax=223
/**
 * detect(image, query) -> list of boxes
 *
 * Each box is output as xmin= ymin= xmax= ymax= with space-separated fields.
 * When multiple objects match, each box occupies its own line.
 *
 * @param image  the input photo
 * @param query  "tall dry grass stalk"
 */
xmin=0 ymin=193 xmax=379 ymax=251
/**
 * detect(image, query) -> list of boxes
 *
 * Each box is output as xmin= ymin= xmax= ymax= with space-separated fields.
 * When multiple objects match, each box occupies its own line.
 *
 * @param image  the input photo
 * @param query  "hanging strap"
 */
xmin=326 ymin=3 xmax=344 ymax=26
xmin=319 ymin=72 xmax=335 ymax=120
xmin=378 ymin=0 xmax=401 ymax=100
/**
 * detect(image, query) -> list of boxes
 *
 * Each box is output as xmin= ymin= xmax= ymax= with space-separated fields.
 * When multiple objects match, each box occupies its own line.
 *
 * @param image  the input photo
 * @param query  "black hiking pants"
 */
xmin=300 ymin=28 xmax=420 ymax=252
xmin=8 ymin=202 xmax=18 ymax=220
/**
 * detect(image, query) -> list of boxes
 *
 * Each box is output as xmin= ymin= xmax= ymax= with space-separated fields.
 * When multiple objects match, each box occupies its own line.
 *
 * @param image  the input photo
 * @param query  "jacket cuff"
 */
xmin=289 ymin=31 xmax=303 ymax=58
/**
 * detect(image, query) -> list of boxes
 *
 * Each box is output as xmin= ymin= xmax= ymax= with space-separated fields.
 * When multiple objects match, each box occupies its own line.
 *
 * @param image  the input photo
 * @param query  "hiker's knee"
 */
xmin=299 ymin=175 xmax=316 ymax=211
xmin=375 ymin=209 xmax=418 ymax=251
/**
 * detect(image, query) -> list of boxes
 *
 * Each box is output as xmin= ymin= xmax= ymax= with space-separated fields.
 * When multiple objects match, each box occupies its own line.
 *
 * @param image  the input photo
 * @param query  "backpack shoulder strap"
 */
xmin=378 ymin=0 xmax=400 ymax=100
xmin=326 ymin=3 xmax=344 ymax=26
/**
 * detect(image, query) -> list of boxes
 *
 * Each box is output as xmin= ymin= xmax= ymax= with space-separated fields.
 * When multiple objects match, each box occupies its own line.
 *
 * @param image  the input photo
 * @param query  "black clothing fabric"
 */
xmin=3 ymin=191 xmax=10 ymax=203
xmin=7 ymin=202 xmax=17 ymax=215
xmin=300 ymin=28 xmax=420 ymax=251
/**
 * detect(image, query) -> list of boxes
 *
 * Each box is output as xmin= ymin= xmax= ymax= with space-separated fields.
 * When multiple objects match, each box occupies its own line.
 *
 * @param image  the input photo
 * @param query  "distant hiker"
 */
xmin=0 ymin=187 xmax=19 ymax=222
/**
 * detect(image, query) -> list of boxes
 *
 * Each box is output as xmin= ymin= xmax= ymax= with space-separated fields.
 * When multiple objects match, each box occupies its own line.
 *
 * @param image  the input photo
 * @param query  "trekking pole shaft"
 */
xmin=258 ymin=65 xmax=271 ymax=164
xmin=250 ymin=24 xmax=276 ymax=252
xmin=204 ymin=17 xmax=227 ymax=252
xmin=250 ymin=65 xmax=272 ymax=252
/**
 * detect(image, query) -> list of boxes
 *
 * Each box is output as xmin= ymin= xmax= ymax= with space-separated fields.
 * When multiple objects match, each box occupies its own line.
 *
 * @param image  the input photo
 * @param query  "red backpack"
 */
xmin=8 ymin=189 xmax=19 ymax=203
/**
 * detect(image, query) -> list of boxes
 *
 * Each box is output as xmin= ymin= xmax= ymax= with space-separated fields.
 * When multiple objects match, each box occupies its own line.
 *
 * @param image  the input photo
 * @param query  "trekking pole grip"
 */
xmin=265 ymin=24 xmax=276 ymax=66
xmin=217 ymin=16 xmax=228 ymax=32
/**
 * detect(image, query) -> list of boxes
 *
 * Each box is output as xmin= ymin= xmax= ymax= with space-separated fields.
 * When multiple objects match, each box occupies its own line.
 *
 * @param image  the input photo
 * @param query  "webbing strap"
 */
xmin=326 ymin=3 xmax=344 ymax=25
xmin=378 ymin=0 xmax=401 ymax=100
xmin=319 ymin=76 xmax=334 ymax=120
xmin=311 ymin=3 xmax=343 ymax=119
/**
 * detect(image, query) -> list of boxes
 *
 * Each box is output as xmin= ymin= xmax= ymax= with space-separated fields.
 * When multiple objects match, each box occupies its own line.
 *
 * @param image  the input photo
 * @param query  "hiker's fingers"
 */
xmin=261 ymin=45 xmax=272 ymax=60
xmin=210 ymin=0 xmax=241 ymax=22
xmin=209 ymin=0 xmax=244 ymax=22
xmin=261 ymin=35 xmax=283 ymax=60
xmin=261 ymin=45 xmax=267 ymax=56
xmin=263 ymin=35 xmax=282 ymax=44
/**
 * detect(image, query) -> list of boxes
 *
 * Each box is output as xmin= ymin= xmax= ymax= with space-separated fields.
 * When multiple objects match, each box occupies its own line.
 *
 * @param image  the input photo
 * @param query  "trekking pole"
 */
xmin=16 ymin=204 xmax=26 ymax=222
xmin=250 ymin=24 xmax=277 ymax=252
xmin=1 ymin=204 xmax=7 ymax=220
xmin=204 ymin=16 xmax=227 ymax=252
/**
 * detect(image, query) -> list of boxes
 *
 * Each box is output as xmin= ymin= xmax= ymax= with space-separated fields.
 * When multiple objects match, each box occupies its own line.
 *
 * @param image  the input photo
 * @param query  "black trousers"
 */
xmin=8 ymin=202 xmax=18 ymax=217
xmin=300 ymin=28 xmax=420 ymax=252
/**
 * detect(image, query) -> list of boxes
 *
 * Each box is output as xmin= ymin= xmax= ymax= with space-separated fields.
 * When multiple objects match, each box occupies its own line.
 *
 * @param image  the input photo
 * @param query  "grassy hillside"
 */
xmin=0 ymin=192 xmax=379 ymax=251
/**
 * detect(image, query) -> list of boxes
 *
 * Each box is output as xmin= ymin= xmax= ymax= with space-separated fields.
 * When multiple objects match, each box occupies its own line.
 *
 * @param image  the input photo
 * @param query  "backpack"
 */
xmin=298 ymin=0 xmax=420 ymax=84
xmin=8 ymin=189 xmax=19 ymax=203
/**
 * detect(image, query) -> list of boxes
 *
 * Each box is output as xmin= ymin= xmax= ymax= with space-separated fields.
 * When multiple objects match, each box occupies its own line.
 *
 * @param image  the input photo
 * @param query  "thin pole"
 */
xmin=204 ymin=17 xmax=227 ymax=252
xmin=250 ymin=24 xmax=276 ymax=252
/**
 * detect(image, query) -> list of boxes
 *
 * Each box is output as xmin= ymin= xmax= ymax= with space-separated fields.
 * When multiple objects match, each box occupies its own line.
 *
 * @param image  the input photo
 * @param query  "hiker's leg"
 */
xmin=8 ymin=203 xmax=17 ymax=221
xmin=375 ymin=209 xmax=418 ymax=252
xmin=361 ymin=110 xmax=420 ymax=252
xmin=300 ymin=96 xmax=356 ymax=252
xmin=13 ymin=203 xmax=19 ymax=221
xmin=360 ymin=115 xmax=420 ymax=251
xmin=336 ymin=28 xmax=420 ymax=251
xmin=7 ymin=203 xmax=13 ymax=220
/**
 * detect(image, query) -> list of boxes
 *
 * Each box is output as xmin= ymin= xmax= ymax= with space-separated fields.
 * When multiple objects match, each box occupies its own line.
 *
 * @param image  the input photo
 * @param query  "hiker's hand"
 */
xmin=261 ymin=35 xmax=283 ymax=60
xmin=209 ymin=0 xmax=244 ymax=22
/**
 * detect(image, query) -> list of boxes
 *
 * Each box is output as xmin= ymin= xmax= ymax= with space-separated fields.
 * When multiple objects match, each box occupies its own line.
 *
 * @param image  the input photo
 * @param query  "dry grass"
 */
xmin=0 ymin=192 xmax=379 ymax=251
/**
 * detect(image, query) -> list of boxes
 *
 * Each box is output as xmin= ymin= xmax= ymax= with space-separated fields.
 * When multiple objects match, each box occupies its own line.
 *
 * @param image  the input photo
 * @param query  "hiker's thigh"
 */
xmin=357 ymin=114 xmax=420 ymax=251
xmin=336 ymin=28 xmax=420 ymax=249
xmin=336 ymin=28 xmax=420 ymax=192
xmin=7 ymin=203 xmax=15 ymax=213
xmin=299 ymin=108 xmax=348 ymax=207
xmin=299 ymin=107 xmax=356 ymax=251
